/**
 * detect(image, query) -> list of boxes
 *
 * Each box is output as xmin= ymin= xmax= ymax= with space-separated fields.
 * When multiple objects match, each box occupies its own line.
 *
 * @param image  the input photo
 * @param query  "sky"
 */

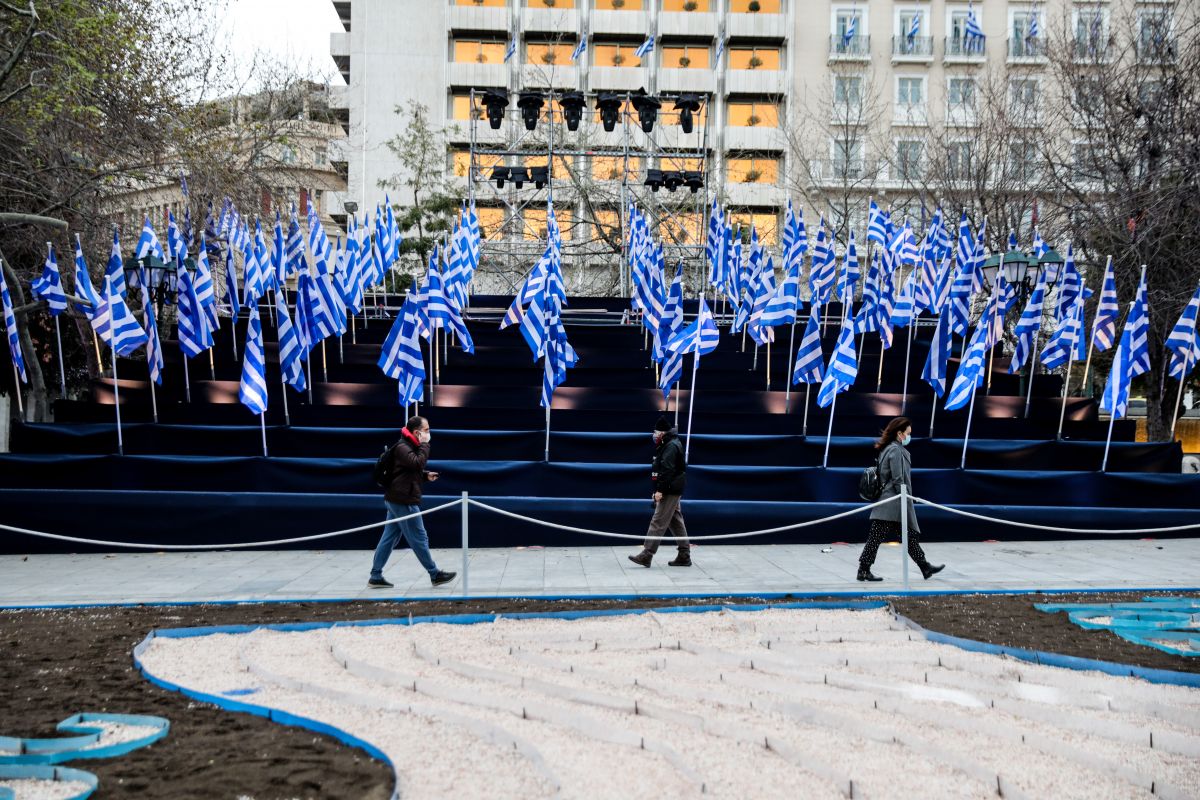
xmin=219 ymin=0 xmax=346 ymax=88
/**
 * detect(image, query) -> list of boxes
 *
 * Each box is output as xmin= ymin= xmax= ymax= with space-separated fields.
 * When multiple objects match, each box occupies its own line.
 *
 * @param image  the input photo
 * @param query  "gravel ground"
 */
xmin=137 ymin=607 xmax=1200 ymax=800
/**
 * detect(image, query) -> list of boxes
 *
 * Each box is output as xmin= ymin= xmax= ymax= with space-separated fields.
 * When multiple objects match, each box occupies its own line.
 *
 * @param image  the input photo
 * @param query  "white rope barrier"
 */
xmin=0 ymin=499 xmax=463 ymax=551
xmin=910 ymin=497 xmax=1200 ymax=535
xmin=465 ymin=496 xmax=901 ymax=542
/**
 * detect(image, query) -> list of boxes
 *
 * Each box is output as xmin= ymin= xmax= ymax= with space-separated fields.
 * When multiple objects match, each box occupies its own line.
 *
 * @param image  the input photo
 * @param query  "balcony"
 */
xmin=1072 ymin=39 xmax=1111 ymax=63
xmin=521 ymin=63 xmax=579 ymax=89
xmin=892 ymin=36 xmax=933 ymax=62
xmin=659 ymin=11 xmax=718 ymax=38
xmin=523 ymin=7 xmax=579 ymax=35
xmin=892 ymin=103 xmax=928 ymax=127
xmin=588 ymin=66 xmax=647 ymax=92
xmin=1007 ymin=37 xmax=1047 ymax=63
xmin=327 ymin=82 xmax=350 ymax=111
xmin=727 ymin=12 xmax=784 ymax=39
xmin=657 ymin=68 xmax=716 ymax=95
xmin=724 ymin=126 xmax=785 ymax=151
xmin=449 ymin=4 xmax=508 ymax=32
xmin=330 ymin=31 xmax=351 ymax=82
xmin=944 ymin=36 xmax=986 ymax=63
xmin=829 ymin=35 xmax=870 ymax=61
xmin=945 ymin=103 xmax=977 ymax=128
xmin=591 ymin=10 xmax=646 ymax=37
xmin=725 ymin=69 xmax=787 ymax=95
xmin=807 ymin=159 xmax=880 ymax=186
xmin=449 ymin=61 xmax=509 ymax=88
xmin=327 ymin=137 xmax=349 ymax=170
xmin=723 ymin=182 xmax=781 ymax=207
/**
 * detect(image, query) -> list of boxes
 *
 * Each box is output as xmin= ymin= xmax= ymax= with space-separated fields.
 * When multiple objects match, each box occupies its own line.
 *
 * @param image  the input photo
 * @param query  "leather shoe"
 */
xmin=628 ymin=550 xmax=653 ymax=568
xmin=856 ymin=568 xmax=883 ymax=582
xmin=668 ymin=552 xmax=691 ymax=567
xmin=920 ymin=563 xmax=945 ymax=580
xmin=430 ymin=570 xmax=457 ymax=586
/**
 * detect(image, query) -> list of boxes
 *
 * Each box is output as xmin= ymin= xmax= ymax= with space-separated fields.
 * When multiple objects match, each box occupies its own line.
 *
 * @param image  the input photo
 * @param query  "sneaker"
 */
xmin=430 ymin=570 xmax=457 ymax=586
xmin=367 ymin=577 xmax=394 ymax=589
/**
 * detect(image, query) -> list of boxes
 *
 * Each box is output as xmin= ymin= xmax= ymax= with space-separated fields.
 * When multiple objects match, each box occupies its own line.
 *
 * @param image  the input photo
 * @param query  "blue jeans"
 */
xmin=370 ymin=501 xmax=438 ymax=579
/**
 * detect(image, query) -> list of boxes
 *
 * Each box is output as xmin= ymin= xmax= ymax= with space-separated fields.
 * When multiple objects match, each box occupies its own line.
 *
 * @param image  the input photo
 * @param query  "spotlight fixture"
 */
xmin=673 ymin=94 xmax=702 ymax=134
xmin=529 ymin=165 xmax=550 ymax=189
xmin=482 ymin=89 xmax=509 ymax=130
xmin=509 ymin=167 xmax=530 ymax=189
xmin=517 ymin=91 xmax=546 ymax=131
xmin=683 ymin=170 xmax=704 ymax=193
xmin=662 ymin=170 xmax=683 ymax=192
xmin=491 ymin=165 xmax=511 ymax=188
xmin=631 ymin=92 xmax=661 ymax=133
xmin=558 ymin=91 xmax=586 ymax=132
xmin=596 ymin=93 xmax=623 ymax=132
xmin=643 ymin=168 xmax=664 ymax=192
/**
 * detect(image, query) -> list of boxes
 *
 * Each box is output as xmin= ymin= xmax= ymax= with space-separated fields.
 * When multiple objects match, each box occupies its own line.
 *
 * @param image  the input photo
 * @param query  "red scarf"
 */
xmin=400 ymin=427 xmax=422 ymax=447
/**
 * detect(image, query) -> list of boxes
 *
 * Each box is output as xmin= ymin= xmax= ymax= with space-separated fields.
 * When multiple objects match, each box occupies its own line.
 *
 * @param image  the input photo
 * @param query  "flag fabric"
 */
xmin=239 ymin=304 xmax=268 ymax=415
xmin=194 ymin=235 xmax=220 ymax=333
xmin=136 ymin=217 xmax=167 ymax=263
xmin=98 ymin=274 xmax=148 ymax=357
xmin=945 ymin=322 xmax=990 ymax=410
xmin=540 ymin=301 xmax=578 ymax=409
xmin=1 ymin=262 xmax=27 ymax=383
xmin=167 ymin=211 xmax=187 ymax=265
xmin=892 ymin=221 xmax=920 ymax=266
xmin=658 ymin=264 xmax=685 ymax=399
xmin=965 ymin=2 xmax=986 ymax=51
xmin=1040 ymin=292 xmax=1084 ymax=370
xmin=379 ymin=292 xmax=427 ymax=403
xmin=907 ymin=12 xmax=920 ymax=40
xmin=426 ymin=246 xmax=475 ymax=353
xmin=817 ymin=315 xmax=858 ymax=407
xmin=106 ymin=230 xmax=127 ymax=298
xmin=747 ymin=254 xmax=777 ymax=346
xmin=504 ymin=37 xmax=517 ymax=63
xmin=571 ymin=35 xmax=587 ymax=62
xmin=808 ymin=218 xmax=836 ymax=306
xmin=762 ymin=245 xmax=802 ymax=327
xmin=715 ymin=35 xmax=725 ymax=64
xmin=308 ymin=202 xmax=334 ymax=276
xmin=838 ymin=230 xmax=860 ymax=301
xmin=73 ymin=237 xmax=101 ymax=319
xmin=31 ymin=244 xmax=68 ymax=315
xmin=1007 ymin=267 xmax=1048 ymax=373
xmin=945 ymin=211 xmax=976 ymax=335
xmin=1100 ymin=327 xmax=1133 ymax=419
xmin=274 ymin=292 xmax=307 ymax=393
xmin=139 ymin=269 xmax=163 ymax=385
xmin=666 ymin=298 xmax=720 ymax=356
xmin=890 ymin=270 xmax=918 ymax=328
xmin=1027 ymin=10 xmax=1040 ymax=40
xmin=1055 ymin=243 xmax=1085 ymax=321
xmin=1032 ymin=228 xmax=1048 ymax=260
xmin=1167 ymin=283 xmax=1200 ymax=381
xmin=223 ymin=246 xmax=240 ymax=316
xmin=1092 ymin=258 xmax=1120 ymax=352
xmin=706 ymin=198 xmax=724 ymax=287
xmin=852 ymin=251 xmax=882 ymax=334
xmin=286 ymin=208 xmax=307 ymax=278
xmin=634 ymin=35 xmax=655 ymax=58
xmin=922 ymin=311 xmax=952 ymax=397
xmin=791 ymin=305 xmax=824 ymax=385
xmin=176 ymin=267 xmax=213 ymax=358
xmin=841 ymin=14 xmax=857 ymax=47
xmin=867 ymin=200 xmax=888 ymax=246
xmin=1127 ymin=268 xmax=1151 ymax=378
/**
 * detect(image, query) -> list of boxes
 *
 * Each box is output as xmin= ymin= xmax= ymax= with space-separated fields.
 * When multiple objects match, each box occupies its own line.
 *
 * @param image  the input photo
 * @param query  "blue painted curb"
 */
xmin=0 ymin=713 xmax=168 ymax=766
xmin=7 ymin=585 xmax=1200 ymax=611
xmin=0 ymin=764 xmax=98 ymax=799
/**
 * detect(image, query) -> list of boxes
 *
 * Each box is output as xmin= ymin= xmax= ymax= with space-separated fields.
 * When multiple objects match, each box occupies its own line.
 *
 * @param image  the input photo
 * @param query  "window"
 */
xmin=526 ymin=0 xmax=575 ymax=6
xmin=453 ymin=39 xmax=507 ymax=64
xmin=314 ymin=147 xmax=327 ymax=166
xmin=1138 ymin=81 xmax=1163 ymax=109
xmin=833 ymin=75 xmax=863 ymax=107
xmin=1073 ymin=78 xmax=1103 ymax=114
xmin=525 ymin=207 xmax=573 ymax=241
xmin=525 ymin=154 xmax=575 ymax=179
xmin=946 ymin=8 xmax=982 ymax=56
xmin=894 ymin=140 xmax=923 ymax=180
xmin=592 ymin=156 xmax=627 ymax=181
xmin=593 ymin=43 xmax=641 ymax=67
xmin=661 ymin=213 xmax=702 ymax=245
xmin=947 ymin=77 xmax=975 ymax=108
xmin=456 ymin=0 xmax=505 ymax=5
xmin=1009 ymin=78 xmax=1038 ymax=112
xmin=730 ymin=212 xmax=779 ymax=245
xmin=731 ymin=0 xmax=780 ymax=11
xmin=451 ymin=151 xmax=503 ymax=179
xmin=1072 ymin=142 xmax=1100 ymax=175
xmin=895 ymin=9 xmax=929 ymax=56
xmin=1074 ymin=9 xmax=1107 ymax=59
xmin=1009 ymin=11 xmax=1042 ymax=57
xmin=280 ymin=146 xmax=297 ymax=164
xmin=729 ymin=47 xmax=781 ymax=70
xmin=897 ymin=77 xmax=924 ymax=107
xmin=1138 ymin=9 xmax=1173 ymax=61
xmin=833 ymin=8 xmax=866 ymax=55
xmin=661 ymin=45 xmax=709 ymax=69
xmin=832 ymin=138 xmax=865 ymax=177
xmin=726 ymin=156 xmax=779 ymax=184
xmin=595 ymin=0 xmax=642 ymax=8
xmin=663 ymin=0 xmax=711 ymax=10
xmin=527 ymin=42 xmax=574 ymax=65
xmin=947 ymin=141 xmax=972 ymax=180
xmin=1006 ymin=142 xmax=1040 ymax=181
xmin=451 ymin=93 xmax=485 ymax=121
xmin=727 ymin=101 xmax=779 ymax=127
xmin=476 ymin=206 xmax=505 ymax=239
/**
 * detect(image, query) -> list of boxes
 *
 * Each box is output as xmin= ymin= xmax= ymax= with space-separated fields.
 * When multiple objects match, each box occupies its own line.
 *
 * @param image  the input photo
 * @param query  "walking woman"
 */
xmin=857 ymin=417 xmax=945 ymax=582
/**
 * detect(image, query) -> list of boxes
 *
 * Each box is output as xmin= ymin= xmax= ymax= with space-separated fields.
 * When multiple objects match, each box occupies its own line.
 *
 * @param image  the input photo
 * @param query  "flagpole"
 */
xmin=929 ymin=395 xmax=938 ymax=438
xmin=148 ymin=364 xmax=158 ymax=424
xmin=1100 ymin=412 xmax=1117 ymax=473
xmin=321 ymin=340 xmax=328 ymax=382
xmin=901 ymin=321 xmax=914 ymax=414
xmin=230 ymin=313 xmax=238 ymax=361
xmin=259 ymin=412 xmax=268 ymax=457
xmin=52 ymin=315 xmax=66 ymax=397
xmin=208 ymin=348 xmax=215 ymax=381
xmin=338 ymin=333 xmax=344 ymax=363
xmin=1081 ymin=255 xmax=1112 ymax=400
xmin=959 ymin=383 xmax=979 ymax=469
xmin=1169 ymin=365 xmax=1189 ymax=443
xmin=112 ymin=349 xmax=124 ymax=456
xmin=351 ymin=315 xmax=357 ymax=345
xmin=684 ymin=353 xmax=699 ymax=460
xmin=305 ymin=349 xmax=313 ymax=405
xmin=280 ymin=362 xmax=291 ymax=426
xmin=183 ymin=356 xmax=192 ymax=403
xmin=875 ymin=340 xmax=885 ymax=392
xmin=766 ymin=338 xmax=771 ymax=389
xmin=1024 ymin=327 xmax=1041 ymax=418
xmin=784 ymin=318 xmax=798 ymax=412
xmin=822 ymin=391 xmax=837 ymax=469
xmin=1054 ymin=353 xmax=1075 ymax=441
xmin=11 ymin=360 xmax=23 ymax=416
xmin=802 ymin=385 xmax=811 ymax=437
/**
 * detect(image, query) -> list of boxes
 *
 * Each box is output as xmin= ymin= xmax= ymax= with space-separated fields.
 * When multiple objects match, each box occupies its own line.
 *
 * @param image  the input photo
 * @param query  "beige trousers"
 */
xmin=643 ymin=494 xmax=690 ymax=553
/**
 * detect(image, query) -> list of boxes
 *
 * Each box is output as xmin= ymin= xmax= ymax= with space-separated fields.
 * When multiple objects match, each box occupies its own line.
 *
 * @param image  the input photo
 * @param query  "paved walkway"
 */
xmin=1 ymin=539 xmax=1197 ymax=606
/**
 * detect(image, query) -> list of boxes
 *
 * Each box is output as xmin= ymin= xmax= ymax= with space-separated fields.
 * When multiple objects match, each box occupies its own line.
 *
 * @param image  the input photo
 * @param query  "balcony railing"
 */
xmin=945 ymin=36 xmax=986 ymax=60
xmin=829 ymin=35 xmax=870 ymax=59
xmin=892 ymin=36 xmax=933 ymax=58
xmin=809 ymin=158 xmax=878 ymax=183
xmin=1007 ymin=37 xmax=1045 ymax=60
xmin=1073 ymin=37 xmax=1110 ymax=61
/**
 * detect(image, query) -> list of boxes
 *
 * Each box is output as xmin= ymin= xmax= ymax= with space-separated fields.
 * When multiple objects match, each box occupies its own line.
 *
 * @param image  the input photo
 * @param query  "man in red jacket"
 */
xmin=368 ymin=416 xmax=457 ymax=588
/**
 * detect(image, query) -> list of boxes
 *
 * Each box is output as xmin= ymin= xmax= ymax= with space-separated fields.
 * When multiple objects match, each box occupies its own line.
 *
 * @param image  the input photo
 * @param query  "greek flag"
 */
xmin=875 ymin=253 xmax=898 ymax=349
xmin=541 ymin=301 xmax=578 ymax=409
xmin=287 ymin=208 xmax=307 ymax=278
xmin=304 ymin=267 xmax=346 ymax=342
xmin=658 ymin=264 xmax=685 ymax=399
xmin=841 ymin=14 xmax=858 ymax=48
xmin=1090 ymin=257 xmax=1120 ymax=352
xmin=781 ymin=200 xmax=807 ymax=280
xmin=1100 ymin=327 xmax=1132 ymax=419
xmin=98 ymin=274 xmax=148 ymax=357
xmin=1055 ymin=245 xmax=1088 ymax=322
xmin=907 ymin=13 xmax=920 ymax=41
xmin=167 ymin=211 xmax=187 ymax=266
xmin=791 ymin=305 xmax=824 ymax=385
xmin=73 ymin=236 xmax=101 ymax=319
xmin=945 ymin=211 xmax=975 ymax=335
xmin=715 ymin=36 xmax=725 ymax=64
xmin=931 ymin=208 xmax=952 ymax=259
xmin=379 ymin=292 xmax=426 ymax=397
xmin=106 ymin=230 xmax=127 ymax=298
xmin=1040 ymin=292 xmax=1084 ymax=370
xmin=31 ymin=244 xmax=67 ymax=315
xmin=817 ymin=316 xmax=858 ymax=407
xmin=223 ymin=246 xmax=240 ymax=317
xmin=837 ymin=230 xmax=860 ymax=301
xmin=572 ymin=34 xmax=587 ymax=62
xmin=706 ymin=198 xmax=724 ymax=287
xmin=386 ymin=195 xmax=404 ymax=268
xmin=892 ymin=220 xmax=920 ymax=266
xmin=136 ymin=217 xmax=167 ymax=262
xmin=1027 ymin=10 xmax=1040 ymax=40
xmin=666 ymin=297 xmax=720 ymax=356
xmin=427 ymin=245 xmax=475 ymax=353
xmin=502 ymin=249 xmax=550 ymax=329
xmin=1 ymin=261 xmax=26 ymax=383
xmin=504 ymin=37 xmax=517 ymax=63
xmin=1032 ymin=228 xmax=1048 ymax=260
xmin=809 ymin=219 xmax=836 ymax=306
xmin=242 ymin=224 xmax=264 ymax=305
xmin=890 ymin=270 xmax=918 ymax=328
xmin=748 ymin=254 xmax=778 ymax=346
xmin=194 ymin=236 xmax=220 ymax=333
xmin=922 ymin=312 xmax=952 ymax=397
xmin=1127 ymin=268 xmax=1151 ymax=378
xmin=914 ymin=252 xmax=938 ymax=314
xmin=339 ymin=219 xmax=365 ymax=314
xmin=762 ymin=248 xmax=802 ymax=326
xmin=634 ymin=34 xmax=654 ymax=59
xmin=1007 ymin=267 xmax=1047 ymax=373
xmin=867 ymin=200 xmax=889 ymax=246
xmin=138 ymin=270 xmax=163 ymax=385
xmin=1167 ymin=283 xmax=1200 ymax=380
xmin=275 ymin=292 xmax=307 ymax=392
xmin=945 ymin=322 xmax=989 ymax=411
xmin=270 ymin=212 xmax=287 ymax=288
xmin=852 ymin=252 xmax=881 ymax=334
xmin=307 ymin=201 xmax=334 ymax=276
xmin=239 ymin=304 xmax=268 ymax=415
xmin=965 ymin=2 xmax=986 ymax=52
xmin=176 ymin=267 xmax=213 ymax=358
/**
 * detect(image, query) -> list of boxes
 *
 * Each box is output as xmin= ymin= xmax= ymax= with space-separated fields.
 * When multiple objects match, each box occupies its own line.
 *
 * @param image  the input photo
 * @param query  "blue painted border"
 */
xmin=0 ymin=713 xmax=168 ymax=765
xmin=0 ymin=764 xmax=98 ymax=800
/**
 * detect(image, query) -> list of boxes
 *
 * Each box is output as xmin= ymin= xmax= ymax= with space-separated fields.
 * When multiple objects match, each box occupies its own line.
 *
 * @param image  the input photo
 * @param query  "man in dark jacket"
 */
xmin=368 ymin=415 xmax=457 ymax=588
xmin=629 ymin=417 xmax=691 ymax=568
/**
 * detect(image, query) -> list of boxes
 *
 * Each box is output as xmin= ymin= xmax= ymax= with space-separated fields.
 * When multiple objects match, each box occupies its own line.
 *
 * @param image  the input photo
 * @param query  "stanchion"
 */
xmin=900 ymin=482 xmax=910 ymax=592
xmin=461 ymin=491 xmax=469 ymax=597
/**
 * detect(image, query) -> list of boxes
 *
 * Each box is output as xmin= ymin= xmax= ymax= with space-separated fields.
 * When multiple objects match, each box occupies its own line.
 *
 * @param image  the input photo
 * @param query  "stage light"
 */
xmin=643 ymin=168 xmax=663 ymax=192
xmin=662 ymin=170 xmax=683 ymax=192
xmin=673 ymin=94 xmax=702 ymax=134
xmin=558 ymin=91 xmax=586 ymax=132
xmin=517 ymin=91 xmax=545 ymax=131
xmin=529 ymin=165 xmax=550 ymax=189
xmin=632 ymin=93 xmax=661 ymax=133
xmin=491 ymin=165 xmax=510 ymax=188
xmin=510 ymin=167 xmax=529 ymax=189
xmin=683 ymin=170 xmax=704 ymax=193
xmin=597 ymin=93 xmax=623 ymax=132
xmin=483 ymin=89 xmax=508 ymax=130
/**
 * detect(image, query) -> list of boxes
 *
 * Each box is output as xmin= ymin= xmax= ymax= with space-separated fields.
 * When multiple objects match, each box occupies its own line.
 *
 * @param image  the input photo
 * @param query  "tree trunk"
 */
xmin=0 ymin=252 xmax=50 ymax=422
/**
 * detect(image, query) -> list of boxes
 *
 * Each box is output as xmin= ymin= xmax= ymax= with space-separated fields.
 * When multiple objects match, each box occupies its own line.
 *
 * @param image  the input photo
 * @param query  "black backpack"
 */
xmin=858 ymin=452 xmax=883 ymax=501
xmin=373 ymin=443 xmax=397 ymax=488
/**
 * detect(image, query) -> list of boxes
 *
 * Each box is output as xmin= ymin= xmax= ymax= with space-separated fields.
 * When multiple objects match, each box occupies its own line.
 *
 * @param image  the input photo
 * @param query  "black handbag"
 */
xmin=858 ymin=453 xmax=883 ymax=501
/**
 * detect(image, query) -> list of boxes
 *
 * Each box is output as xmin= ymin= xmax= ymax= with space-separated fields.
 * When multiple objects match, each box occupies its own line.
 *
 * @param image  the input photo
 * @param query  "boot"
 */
xmin=920 ymin=562 xmax=945 ymax=580
xmin=628 ymin=550 xmax=653 ymax=568
xmin=856 ymin=567 xmax=883 ymax=582
xmin=668 ymin=550 xmax=691 ymax=567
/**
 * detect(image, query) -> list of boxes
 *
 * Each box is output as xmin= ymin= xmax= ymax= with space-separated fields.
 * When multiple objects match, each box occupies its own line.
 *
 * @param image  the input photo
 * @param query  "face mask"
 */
xmin=899 ymin=434 xmax=911 ymax=447
xmin=419 ymin=430 xmax=431 ymax=444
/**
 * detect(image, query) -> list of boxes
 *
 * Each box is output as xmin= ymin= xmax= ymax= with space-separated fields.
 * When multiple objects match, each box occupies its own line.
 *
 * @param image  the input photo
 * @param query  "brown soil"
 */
xmin=1 ymin=592 xmax=1195 ymax=799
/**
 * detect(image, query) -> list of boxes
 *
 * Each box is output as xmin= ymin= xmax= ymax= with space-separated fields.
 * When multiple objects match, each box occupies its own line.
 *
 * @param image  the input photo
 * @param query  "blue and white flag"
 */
xmin=944 ymin=321 xmax=989 ymax=411
xmin=791 ymin=305 xmax=824 ymax=385
xmin=167 ymin=211 xmax=187 ymax=266
xmin=176 ymin=267 xmax=213 ymax=359
xmin=841 ymin=14 xmax=858 ymax=48
xmin=1040 ymin=291 xmax=1084 ymax=370
xmin=817 ymin=315 xmax=858 ymax=407
xmin=136 ymin=217 xmax=167 ymax=263
xmin=706 ymin=198 xmax=724 ymax=287
xmin=1031 ymin=228 xmax=1048 ymax=260
xmin=274 ymin=292 xmax=307 ymax=393
xmin=1 ymin=261 xmax=27 ymax=383
xmin=890 ymin=270 xmax=918 ymax=328
xmin=658 ymin=264 xmax=685 ymax=399
xmin=892 ymin=220 xmax=920 ymax=266
xmin=837 ymin=230 xmax=860 ymax=301
xmin=634 ymin=34 xmax=655 ymax=59
xmin=867 ymin=200 xmax=889 ymax=246
xmin=1100 ymin=326 xmax=1132 ymax=420
xmin=73 ymin=236 xmax=101 ymax=319
xmin=748 ymin=254 xmax=777 ymax=346
xmin=93 ymin=275 xmax=147 ymax=357
xmin=1027 ymin=10 xmax=1040 ymax=40
xmin=540 ymin=300 xmax=578 ymax=410
xmin=1007 ymin=267 xmax=1047 ymax=373
xmin=571 ymin=34 xmax=587 ymax=62
xmin=1092 ymin=257 xmax=1120 ymax=352
xmin=965 ymin=2 xmax=986 ymax=52
xmin=922 ymin=312 xmax=952 ymax=397
xmin=239 ymin=304 xmax=268 ymax=415
xmin=31 ymin=244 xmax=68 ymax=315
xmin=194 ymin=235 xmax=220 ymax=333
xmin=808 ymin=218 xmax=836 ymax=306
xmin=907 ymin=13 xmax=920 ymax=40
xmin=223 ymin=246 xmax=240 ymax=317
xmin=1167 ymin=283 xmax=1200 ymax=381
xmin=504 ymin=37 xmax=517 ymax=63
xmin=139 ymin=269 xmax=163 ymax=385
xmin=286 ymin=207 xmax=307 ymax=278
xmin=1055 ymin=243 xmax=1087 ymax=322
xmin=106 ymin=230 xmax=127 ymax=298
xmin=426 ymin=245 xmax=475 ymax=354
xmin=1127 ymin=268 xmax=1151 ymax=379
xmin=379 ymin=292 xmax=427 ymax=404
xmin=666 ymin=297 xmax=720 ymax=356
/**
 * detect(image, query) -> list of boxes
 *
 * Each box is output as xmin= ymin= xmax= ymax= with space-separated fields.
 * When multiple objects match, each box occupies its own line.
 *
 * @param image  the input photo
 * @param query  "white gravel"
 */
xmin=0 ymin=778 xmax=92 ymax=800
xmin=136 ymin=608 xmax=1200 ymax=800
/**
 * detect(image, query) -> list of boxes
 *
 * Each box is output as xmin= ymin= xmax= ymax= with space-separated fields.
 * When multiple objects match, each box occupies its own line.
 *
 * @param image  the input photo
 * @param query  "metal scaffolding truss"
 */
xmin=466 ymin=88 xmax=714 ymax=297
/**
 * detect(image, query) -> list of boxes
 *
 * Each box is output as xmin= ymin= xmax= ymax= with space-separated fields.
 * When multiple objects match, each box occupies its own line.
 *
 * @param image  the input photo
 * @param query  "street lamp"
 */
xmin=128 ymin=254 xmax=178 ymax=307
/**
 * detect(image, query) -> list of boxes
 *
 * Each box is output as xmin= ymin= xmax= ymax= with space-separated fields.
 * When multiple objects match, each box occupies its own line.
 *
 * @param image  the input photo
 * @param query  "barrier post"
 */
xmin=899 ymin=483 xmax=910 ymax=592
xmin=461 ymin=491 xmax=469 ymax=597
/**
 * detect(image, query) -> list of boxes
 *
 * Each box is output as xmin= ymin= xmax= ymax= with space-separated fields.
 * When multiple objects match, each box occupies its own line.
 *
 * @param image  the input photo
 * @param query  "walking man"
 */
xmin=368 ymin=415 xmax=457 ymax=588
xmin=629 ymin=417 xmax=691 ymax=568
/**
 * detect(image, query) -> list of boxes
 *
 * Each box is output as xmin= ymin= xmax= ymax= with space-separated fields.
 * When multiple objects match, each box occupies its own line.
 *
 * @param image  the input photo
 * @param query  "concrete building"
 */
xmin=328 ymin=0 xmax=1186 ymax=286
